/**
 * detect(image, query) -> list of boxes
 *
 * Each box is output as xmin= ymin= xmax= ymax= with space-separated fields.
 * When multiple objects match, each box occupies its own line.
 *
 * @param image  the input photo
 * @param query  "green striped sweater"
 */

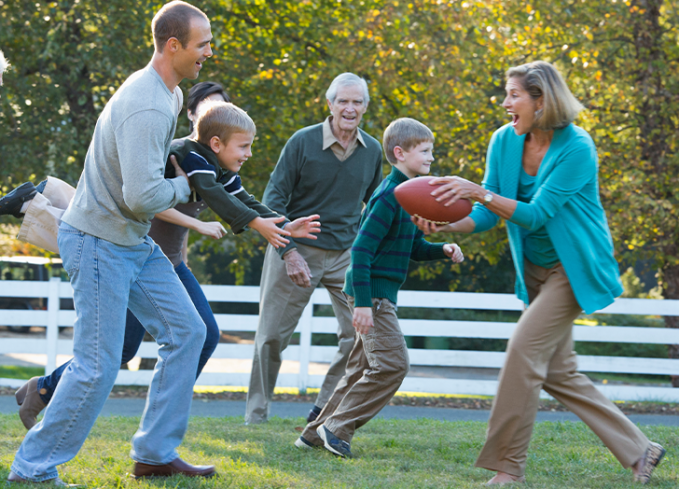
xmin=343 ymin=166 xmax=448 ymax=307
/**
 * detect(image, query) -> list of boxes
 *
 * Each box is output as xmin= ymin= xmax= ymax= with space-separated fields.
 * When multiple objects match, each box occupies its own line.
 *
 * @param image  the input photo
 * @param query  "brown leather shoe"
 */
xmin=15 ymin=377 xmax=47 ymax=430
xmin=132 ymin=458 xmax=216 ymax=478
xmin=7 ymin=470 xmax=80 ymax=486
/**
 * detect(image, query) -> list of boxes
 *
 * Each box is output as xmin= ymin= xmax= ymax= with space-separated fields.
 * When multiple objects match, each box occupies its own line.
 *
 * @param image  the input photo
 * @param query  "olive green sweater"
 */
xmin=262 ymin=123 xmax=384 ymax=257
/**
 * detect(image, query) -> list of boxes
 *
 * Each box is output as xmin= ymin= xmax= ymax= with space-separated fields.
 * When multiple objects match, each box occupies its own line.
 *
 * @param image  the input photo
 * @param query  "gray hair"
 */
xmin=0 ymin=50 xmax=9 ymax=74
xmin=325 ymin=73 xmax=370 ymax=105
xmin=506 ymin=61 xmax=584 ymax=130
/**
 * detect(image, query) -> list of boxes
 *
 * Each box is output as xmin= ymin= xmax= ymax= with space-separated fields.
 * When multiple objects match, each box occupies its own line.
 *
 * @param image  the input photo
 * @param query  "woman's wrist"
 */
xmin=471 ymin=185 xmax=488 ymax=203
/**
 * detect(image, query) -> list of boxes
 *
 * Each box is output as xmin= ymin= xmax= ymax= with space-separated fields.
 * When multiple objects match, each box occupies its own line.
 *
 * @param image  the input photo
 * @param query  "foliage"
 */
xmin=1 ymin=0 xmax=677 ymax=299
xmin=1 ymin=414 xmax=678 ymax=488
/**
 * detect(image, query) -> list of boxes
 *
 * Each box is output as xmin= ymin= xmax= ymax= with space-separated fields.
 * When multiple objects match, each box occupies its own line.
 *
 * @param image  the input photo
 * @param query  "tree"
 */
xmin=1 ymin=1 xmax=677 ymax=349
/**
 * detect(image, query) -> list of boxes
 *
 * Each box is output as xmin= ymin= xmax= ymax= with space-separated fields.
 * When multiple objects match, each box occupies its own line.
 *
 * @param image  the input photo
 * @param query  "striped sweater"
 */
xmin=344 ymin=166 xmax=448 ymax=307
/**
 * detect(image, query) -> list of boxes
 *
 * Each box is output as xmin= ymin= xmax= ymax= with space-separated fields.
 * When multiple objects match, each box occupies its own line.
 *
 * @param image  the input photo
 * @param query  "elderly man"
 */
xmin=245 ymin=73 xmax=384 ymax=424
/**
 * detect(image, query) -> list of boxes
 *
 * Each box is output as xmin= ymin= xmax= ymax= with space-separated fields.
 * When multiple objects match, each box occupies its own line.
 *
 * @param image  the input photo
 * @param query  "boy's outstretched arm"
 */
xmin=155 ymin=208 xmax=227 ymax=240
xmin=286 ymin=214 xmax=321 ymax=240
xmin=248 ymin=216 xmax=291 ymax=249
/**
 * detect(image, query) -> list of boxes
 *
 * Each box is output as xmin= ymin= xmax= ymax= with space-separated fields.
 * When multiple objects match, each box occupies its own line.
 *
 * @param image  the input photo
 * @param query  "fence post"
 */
xmin=45 ymin=277 xmax=60 ymax=375
xmin=298 ymin=298 xmax=314 ymax=395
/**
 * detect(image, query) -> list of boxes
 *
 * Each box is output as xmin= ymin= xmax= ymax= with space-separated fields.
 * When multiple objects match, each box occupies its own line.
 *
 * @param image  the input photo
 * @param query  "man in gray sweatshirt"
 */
xmin=8 ymin=1 xmax=217 ymax=484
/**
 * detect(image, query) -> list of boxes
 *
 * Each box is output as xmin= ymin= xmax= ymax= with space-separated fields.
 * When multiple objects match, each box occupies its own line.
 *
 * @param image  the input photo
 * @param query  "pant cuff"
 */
xmin=10 ymin=464 xmax=59 ymax=483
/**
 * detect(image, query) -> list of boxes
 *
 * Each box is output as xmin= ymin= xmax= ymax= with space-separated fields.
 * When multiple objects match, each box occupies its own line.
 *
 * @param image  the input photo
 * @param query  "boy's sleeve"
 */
xmin=410 ymin=229 xmax=448 ymax=261
xmin=350 ymin=193 xmax=396 ymax=307
xmin=222 ymin=173 xmax=289 ymax=224
xmin=180 ymin=152 xmax=259 ymax=234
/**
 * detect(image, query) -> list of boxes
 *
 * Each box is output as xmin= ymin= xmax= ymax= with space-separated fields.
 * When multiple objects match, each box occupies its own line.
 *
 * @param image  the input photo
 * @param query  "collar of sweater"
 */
xmin=175 ymin=138 xmax=222 ymax=170
xmin=388 ymin=165 xmax=411 ymax=185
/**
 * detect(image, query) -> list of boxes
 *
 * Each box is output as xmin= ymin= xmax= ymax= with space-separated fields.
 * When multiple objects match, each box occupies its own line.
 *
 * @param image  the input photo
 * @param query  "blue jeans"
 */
xmin=36 ymin=262 xmax=220 ymax=404
xmin=11 ymin=223 xmax=206 ymax=482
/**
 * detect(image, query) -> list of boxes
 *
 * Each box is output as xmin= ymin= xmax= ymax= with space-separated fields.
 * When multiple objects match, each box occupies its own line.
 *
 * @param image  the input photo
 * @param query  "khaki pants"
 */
xmin=475 ymin=260 xmax=649 ymax=477
xmin=245 ymin=243 xmax=355 ymax=424
xmin=17 ymin=177 xmax=75 ymax=253
xmin=302 ymin=297 xmax=408 ymax=444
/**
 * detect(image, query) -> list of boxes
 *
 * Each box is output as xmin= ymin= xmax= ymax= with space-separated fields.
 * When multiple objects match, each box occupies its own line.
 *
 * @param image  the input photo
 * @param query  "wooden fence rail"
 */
xmin=1 ymin=278 xmax=679 ymax=401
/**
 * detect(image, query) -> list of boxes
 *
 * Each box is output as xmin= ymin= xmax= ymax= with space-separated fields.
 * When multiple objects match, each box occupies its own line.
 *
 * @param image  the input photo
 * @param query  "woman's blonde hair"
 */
xmin=506 ymin=61 xmax=584 ymax=130
xmin=0 ymin=50 xmax=10 ymax=74
xmin=195 ymin=101 xmax=256 ymax=146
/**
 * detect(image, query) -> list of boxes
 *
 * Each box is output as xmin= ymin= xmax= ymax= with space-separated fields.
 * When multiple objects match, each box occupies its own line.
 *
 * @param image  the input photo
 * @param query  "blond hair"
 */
xmin=0 ymin=50 xmax=9 ymax=74
xmin=382 ymin=118 xmax=434 ymax=165
xmin=195 ymin=101 xmax=256 ymax=145
xmin=152 ymin=1 xmax=208 ymax=52
xmin=506 ymin=61 xmax=584 ymax=130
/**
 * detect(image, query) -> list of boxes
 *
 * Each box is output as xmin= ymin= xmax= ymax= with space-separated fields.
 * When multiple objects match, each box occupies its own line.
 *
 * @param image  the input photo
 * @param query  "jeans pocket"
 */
xmin=58 ymin=223 xmax=85 ymax=275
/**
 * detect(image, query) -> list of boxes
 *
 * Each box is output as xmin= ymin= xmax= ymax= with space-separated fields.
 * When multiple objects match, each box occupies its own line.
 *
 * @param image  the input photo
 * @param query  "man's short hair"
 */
xmin=506 ymin=61 xmax=584 ymax=130
xmin=325 ymin=73 xmax=370 ymax=105
xmin=152 ymin=1 xmax=208 ymax=52
xmin=196 ymin=101 xmax=256 ymax=146
xmin=382 ymin=118 xmax=434 ymax=165
xmin=0 ymin=50 xmax=9 ymax=74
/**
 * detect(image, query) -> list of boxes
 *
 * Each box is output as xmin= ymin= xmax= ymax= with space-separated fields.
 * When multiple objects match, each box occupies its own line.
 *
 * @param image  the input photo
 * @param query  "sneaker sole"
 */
xmin=317 ymin=426 xmax=347 ymax=458
xmin=294 ymin=438 xmax=315 ymax=449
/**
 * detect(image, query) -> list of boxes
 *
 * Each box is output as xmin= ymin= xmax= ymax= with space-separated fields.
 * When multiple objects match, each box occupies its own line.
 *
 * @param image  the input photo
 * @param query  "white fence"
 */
xmin=2 ymin=278 xmax=679 ymax=401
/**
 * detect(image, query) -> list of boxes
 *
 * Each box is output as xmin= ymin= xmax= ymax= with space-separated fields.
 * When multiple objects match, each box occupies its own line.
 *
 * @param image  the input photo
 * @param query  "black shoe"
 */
xmin=306 ymin=404 xmax=322 ymax=423
xmin=0 ymin=182 xmax=37 ymax=217
xmin=317 ymin=425 xmax=352 ymax=458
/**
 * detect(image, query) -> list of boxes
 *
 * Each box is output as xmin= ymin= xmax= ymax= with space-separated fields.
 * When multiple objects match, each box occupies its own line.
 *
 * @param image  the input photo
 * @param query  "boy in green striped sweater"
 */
xmin=296 ymin=118 xmax=464 ymax=457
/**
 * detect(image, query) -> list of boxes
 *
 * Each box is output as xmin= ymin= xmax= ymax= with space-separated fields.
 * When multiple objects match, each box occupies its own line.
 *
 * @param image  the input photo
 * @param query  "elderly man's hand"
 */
xmin=283 ymin=249 xmax=312 ymax=288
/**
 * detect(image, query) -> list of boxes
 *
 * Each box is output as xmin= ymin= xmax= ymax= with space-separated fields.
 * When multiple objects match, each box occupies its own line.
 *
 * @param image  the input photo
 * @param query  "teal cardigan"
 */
xmin=469 ymin=123 xmax=623 ymax=314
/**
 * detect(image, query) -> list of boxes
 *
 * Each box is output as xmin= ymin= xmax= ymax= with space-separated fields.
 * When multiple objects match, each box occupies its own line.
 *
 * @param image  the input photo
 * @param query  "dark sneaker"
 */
xmin=306 ymin=404 xmax=322 ymax=423
xmin=317 ymin=425 xmax=352 ymax=458
xmin=0 ymin=182 xmax=37 ymax=217
xmin=294 ymin=436 xmax=318 ymax=449
xmin=634 ymin=442 xmax=666 ymax=484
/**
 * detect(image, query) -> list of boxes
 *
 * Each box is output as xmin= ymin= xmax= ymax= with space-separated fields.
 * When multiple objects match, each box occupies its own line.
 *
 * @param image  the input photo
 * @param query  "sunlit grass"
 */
xmin=1 ymin=414 xmax=677 ymax=488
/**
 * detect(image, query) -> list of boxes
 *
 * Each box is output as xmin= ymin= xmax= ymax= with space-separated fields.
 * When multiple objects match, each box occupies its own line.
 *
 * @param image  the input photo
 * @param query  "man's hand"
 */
xmin=170 ymin=155 xmax=191 ymax=189
xmin=287 ymin=214 xmax=321 ymax=240
xmin=195 ymin=221 xmax=227 ymax=240
xmin=352 ymin=307 xmax=373 ymax=334
xmin=283 ymin=249 xmax=312 ymax=287
xmin=443 ymin=243 xmax=464 ymax=263
xmin=249 ymin=216 xmax=292 ymax=249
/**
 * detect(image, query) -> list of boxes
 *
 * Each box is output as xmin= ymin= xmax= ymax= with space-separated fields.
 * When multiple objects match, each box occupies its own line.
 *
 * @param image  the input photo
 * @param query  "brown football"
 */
xmin=394 ymin=177 xmax=473 ymax=224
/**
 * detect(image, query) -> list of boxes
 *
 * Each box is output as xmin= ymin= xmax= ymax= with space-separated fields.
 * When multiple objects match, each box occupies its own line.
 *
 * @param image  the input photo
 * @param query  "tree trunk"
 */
xmin=664 ymin=261 xmax=679 ymax=386
xmin=629 ymin=1 xmax=679 ymax=384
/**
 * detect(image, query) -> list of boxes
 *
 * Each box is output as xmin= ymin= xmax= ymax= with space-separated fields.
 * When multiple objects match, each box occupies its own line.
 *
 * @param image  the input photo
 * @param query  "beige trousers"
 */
xmin=245 ymin=243 xmax=355 ymax=424
xmin=475 ymin=260 xmax=649 ymax=476
xmin=17 ymin=177 xmax=75 ymax=253
xmin=302 ymin=297 xmax=408 ymax=444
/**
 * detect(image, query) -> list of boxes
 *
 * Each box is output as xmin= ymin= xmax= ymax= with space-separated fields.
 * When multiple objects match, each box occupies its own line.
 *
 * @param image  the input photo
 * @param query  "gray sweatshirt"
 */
xmin=62 ymin=65 xmax=190 ymax=246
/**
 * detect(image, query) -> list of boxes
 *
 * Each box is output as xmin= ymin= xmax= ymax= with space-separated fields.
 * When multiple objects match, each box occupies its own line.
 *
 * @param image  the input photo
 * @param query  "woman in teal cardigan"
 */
xmin=415 ymin=61 xmax=664 ymax=485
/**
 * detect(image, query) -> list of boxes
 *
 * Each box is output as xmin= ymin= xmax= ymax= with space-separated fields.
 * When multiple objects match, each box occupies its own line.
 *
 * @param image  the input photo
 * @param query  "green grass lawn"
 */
xmin=1 ymin=415 xmax=677 ymax=488
xmin=0 ymin=366 xmax=45 ymax=380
